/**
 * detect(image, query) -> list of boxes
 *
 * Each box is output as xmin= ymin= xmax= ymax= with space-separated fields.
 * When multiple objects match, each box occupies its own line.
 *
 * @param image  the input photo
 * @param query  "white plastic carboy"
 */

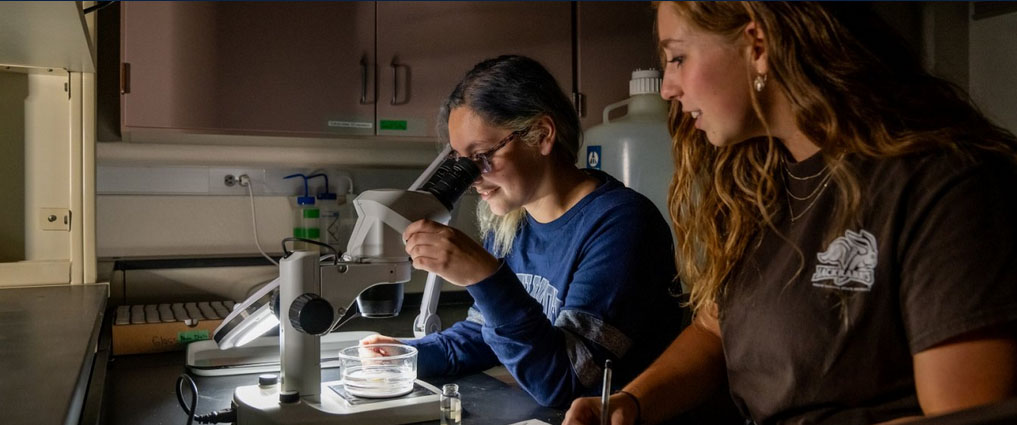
xmin=582 ymin=69 xmax=674 ymax=222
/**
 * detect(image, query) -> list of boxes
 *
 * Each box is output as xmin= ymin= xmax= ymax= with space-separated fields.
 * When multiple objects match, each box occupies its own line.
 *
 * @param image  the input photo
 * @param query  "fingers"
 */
xmin=402 ymin=219 xmax=444 ymax=242
xmin=562 ymin=397 xmax=604 ymax=425
xmin=404 ymin=224 xmax=457 ymax=272
xmin=562 ymin=398 xmax=589 ymax=425
xmin=359 ymin=334 xmax=402 ymax=346
xmin=406 ymin=230 xmax=453 ymax=249
xmin=410 ymin=254 xmax=446 ymax=274
xmin=358 ymin=335 xmax=406 ymax=357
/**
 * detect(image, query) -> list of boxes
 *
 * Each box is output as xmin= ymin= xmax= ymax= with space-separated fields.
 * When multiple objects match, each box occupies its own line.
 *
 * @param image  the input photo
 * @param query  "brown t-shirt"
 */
xmin=718 ymin=150 xmax=1017 ymax=424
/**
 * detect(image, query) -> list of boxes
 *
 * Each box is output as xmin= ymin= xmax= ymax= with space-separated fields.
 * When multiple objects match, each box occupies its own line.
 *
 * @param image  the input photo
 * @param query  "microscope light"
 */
xmin=214 ymin=278 xmax=280 ymax=350
xmin=231 ymin=305 xmax=280 ymax=348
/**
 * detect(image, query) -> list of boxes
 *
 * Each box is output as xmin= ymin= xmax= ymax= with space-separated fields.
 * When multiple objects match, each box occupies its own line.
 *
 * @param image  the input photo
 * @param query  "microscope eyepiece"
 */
xmin=420 ymin=157 xmax=481 ymax=210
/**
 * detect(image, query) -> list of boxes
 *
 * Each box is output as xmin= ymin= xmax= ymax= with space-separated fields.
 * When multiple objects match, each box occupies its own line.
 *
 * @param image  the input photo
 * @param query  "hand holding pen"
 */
xmin=561 ymin=359 xmax=642 ymax=425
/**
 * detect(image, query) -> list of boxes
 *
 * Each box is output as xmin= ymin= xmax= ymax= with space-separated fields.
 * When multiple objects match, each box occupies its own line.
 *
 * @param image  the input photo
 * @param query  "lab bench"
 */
xmin=0 ymin=284 xmax=109 ymax=425
xmin=104 ymin=300 xmax=566 ymax=425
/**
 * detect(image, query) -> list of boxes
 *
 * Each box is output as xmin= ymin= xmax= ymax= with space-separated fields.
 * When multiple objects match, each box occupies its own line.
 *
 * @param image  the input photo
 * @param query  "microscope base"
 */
xmin=235 ymin=380 xmax=441 ymax=425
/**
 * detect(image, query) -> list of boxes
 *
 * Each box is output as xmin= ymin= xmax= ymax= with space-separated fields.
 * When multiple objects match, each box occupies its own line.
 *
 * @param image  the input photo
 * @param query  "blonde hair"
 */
xmin=660 ymin=2 xmax=1017 ymax=315
xmin=437 ymin=55 xmax=582 ymax=256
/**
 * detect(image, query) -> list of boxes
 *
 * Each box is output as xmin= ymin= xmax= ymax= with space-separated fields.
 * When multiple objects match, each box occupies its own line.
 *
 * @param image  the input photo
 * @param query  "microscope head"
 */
xmin=345 ymin=155 xmax=480 ymax=261
xmin=351 ymin=154 xmax=480 ymax=318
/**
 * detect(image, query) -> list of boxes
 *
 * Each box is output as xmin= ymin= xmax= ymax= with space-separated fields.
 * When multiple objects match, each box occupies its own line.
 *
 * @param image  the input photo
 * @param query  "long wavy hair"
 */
xmin=437 ymin=55 xmax=581 ymax=256
xmin=660 ymin=2 xmax=1017 ymax=315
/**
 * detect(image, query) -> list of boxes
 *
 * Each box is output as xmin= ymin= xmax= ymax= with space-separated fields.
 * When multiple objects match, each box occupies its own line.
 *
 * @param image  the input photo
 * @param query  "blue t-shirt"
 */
xmin=405 ymin=170 xmax=685 ymax=407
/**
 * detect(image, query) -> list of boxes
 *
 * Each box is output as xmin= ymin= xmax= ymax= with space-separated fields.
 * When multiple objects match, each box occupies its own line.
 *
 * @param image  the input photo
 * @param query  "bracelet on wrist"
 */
xmin=616 ymin=389 xmax=642 ymax=424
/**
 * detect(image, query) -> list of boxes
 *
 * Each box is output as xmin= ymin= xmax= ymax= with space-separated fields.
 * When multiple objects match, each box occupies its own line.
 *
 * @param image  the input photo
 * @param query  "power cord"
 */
xmin=241 ymin=175 xmax=279 ymax=266
xmin=280 ymin=237 xmax=340 ymax=263
xmin=176 ymin=374 xmax=236 ymax=424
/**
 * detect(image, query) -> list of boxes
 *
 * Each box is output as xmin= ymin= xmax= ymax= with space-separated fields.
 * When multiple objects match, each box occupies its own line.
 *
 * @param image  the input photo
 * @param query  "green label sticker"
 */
xmin=379 ymin=120 xmax=408 ymax=130
xmin=302 ymin=209 xmax=320 ymax=219
xmin=293 ymin=228 xmax=320 ymax=239
xmin=178 ymin=329 xmax=210 ymax=344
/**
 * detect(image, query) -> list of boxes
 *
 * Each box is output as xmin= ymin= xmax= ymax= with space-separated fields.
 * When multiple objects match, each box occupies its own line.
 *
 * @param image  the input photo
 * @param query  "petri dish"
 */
xmin=338 ymin=343 xmax=417 ymax=398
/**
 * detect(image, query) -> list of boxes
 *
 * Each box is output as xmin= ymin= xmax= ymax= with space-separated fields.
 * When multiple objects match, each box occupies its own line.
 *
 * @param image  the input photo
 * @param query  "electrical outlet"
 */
xmin=209 ymin=168 xmax=267 ymax=195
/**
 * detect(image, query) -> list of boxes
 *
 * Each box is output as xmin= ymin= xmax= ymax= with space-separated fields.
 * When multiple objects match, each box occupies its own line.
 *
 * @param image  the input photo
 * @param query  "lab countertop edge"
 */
xmin=0 ymin=283 xmax=109 ymax=425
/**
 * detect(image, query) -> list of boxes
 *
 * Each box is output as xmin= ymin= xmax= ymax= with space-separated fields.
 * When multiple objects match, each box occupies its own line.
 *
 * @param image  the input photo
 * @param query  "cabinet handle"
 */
xmin=120 ymin=63 xmax=131 ymax=95
xmin=359 ymin=55 xmax=370 ymax=105
xmin=390 ymin=58 xmax=408 ymax=105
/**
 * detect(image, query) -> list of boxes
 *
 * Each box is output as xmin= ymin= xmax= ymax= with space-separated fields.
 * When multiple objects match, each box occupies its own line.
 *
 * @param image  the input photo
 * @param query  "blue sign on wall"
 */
xmin=586 ymin=145 xmax=601 ymax=170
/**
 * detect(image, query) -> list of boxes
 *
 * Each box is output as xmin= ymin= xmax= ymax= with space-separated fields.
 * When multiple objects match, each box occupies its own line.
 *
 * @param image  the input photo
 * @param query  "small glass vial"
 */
xmin=440 ymin=383 xmax=461 ymax=425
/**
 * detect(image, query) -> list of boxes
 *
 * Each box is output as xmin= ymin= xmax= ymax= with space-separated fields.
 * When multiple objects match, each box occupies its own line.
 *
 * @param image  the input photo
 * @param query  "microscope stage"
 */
xmin=234 ymin=379 xmax=441 ymax=425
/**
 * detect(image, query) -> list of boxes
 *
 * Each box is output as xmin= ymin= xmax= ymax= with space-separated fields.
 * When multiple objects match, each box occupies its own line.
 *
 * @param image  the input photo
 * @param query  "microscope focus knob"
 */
xmin=289 ymin=293 xmax=335 ymax=336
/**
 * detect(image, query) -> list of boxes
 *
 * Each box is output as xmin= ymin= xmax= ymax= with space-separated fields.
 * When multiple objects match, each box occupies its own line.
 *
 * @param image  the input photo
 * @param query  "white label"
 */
xmin=327 ymin=120 xmax=373 ymax=129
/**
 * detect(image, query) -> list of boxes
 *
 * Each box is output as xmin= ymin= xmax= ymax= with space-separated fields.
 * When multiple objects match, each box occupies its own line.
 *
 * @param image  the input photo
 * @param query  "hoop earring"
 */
xmin=754 ymin=74 xmax=767 ymax=92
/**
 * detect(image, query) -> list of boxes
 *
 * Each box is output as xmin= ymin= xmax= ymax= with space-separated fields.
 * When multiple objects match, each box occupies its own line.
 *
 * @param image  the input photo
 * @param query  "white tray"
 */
xmin=186 ymin=330 xmax=377 ymax=376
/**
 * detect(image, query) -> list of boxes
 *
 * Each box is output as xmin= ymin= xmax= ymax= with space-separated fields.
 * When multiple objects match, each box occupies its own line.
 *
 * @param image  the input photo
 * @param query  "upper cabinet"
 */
xmin=0 ymin=1 xmax=96 ymax=72
xmin=118 ymin=1 xmax=656 ymax=140
xmin=375 ymin=1 xmax=571 ymax=137
xmin=121 ymin=2 xmax=375 ymax=137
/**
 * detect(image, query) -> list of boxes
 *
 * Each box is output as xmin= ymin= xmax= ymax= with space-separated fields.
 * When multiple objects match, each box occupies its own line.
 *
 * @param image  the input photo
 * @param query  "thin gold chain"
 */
xmin=789 ymin=178 xmax=829 ymax=222
xmin=783 ymin=163 xmax=828 ymax=180
xmin=785 ymin=172 xmax=833 ymax=201
xmin=782 ymin=170 xmax=832 ymax=222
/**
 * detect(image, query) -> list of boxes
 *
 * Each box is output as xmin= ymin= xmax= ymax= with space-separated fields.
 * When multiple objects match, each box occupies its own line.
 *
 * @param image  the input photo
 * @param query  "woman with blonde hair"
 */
xmin=566 ymin=2 xmax=1017 ymax=424
xmin=362 ymin=55 xmax=685 ymax=407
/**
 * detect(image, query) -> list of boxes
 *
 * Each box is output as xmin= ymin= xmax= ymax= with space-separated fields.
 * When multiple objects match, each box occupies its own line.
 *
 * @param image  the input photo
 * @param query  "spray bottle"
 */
xmin=308 ymin=173 xmax=342 ymax=256
xmin=283 ymin=173 xmax=320 ymax=251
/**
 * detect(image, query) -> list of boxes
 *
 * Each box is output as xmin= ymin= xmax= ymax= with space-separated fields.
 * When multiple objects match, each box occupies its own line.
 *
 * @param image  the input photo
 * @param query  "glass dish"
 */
xmin=338 ymin=343 xmax=417 ymax=398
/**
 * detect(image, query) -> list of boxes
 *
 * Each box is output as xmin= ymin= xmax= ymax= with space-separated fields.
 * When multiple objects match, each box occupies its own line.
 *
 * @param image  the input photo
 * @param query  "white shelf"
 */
xmin=0 ymin=1 xmax=95 ymax=73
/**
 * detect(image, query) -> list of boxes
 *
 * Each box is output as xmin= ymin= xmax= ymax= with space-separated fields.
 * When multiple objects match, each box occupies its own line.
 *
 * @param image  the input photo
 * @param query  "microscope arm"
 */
xmin=413 ymin=272 xmax=443 ymax=337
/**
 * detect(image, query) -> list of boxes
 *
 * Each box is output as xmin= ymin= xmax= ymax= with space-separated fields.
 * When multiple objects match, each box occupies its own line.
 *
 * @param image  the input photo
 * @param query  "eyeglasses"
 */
xmin=448 ymin=128 xmax=529 ymax=174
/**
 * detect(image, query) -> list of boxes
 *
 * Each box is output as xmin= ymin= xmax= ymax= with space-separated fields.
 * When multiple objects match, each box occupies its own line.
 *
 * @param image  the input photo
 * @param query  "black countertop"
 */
xmin=0 ymin=284 xmax=108 ymax=425
xmin=105 ymin=302 xmax=565 ymax=425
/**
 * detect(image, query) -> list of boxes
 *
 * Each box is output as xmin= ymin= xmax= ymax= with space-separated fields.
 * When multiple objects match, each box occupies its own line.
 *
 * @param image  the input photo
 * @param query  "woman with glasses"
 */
xmin=361 ymin=55 xmax=686 ymax=407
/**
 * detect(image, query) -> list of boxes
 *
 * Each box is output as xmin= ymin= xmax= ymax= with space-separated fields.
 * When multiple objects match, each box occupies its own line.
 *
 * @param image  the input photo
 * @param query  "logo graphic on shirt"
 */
xmin=811 ymin=229 xmax=878 ymax=291
xmin=517 ymin=273 xmax=563 ymax=320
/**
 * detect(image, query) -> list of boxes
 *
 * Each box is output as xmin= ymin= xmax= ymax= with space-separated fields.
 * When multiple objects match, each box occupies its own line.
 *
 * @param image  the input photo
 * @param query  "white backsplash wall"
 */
xmin=96 ymin=166 xmax=424 ymax=257
xmin=97 ymin=194 xmax=293 ymax=257
xmin=96 ymin=164 xmax=480 ymax=301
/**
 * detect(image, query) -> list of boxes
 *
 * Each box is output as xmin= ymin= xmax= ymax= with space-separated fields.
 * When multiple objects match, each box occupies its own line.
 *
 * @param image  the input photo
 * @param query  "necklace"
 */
xmin=783 ymin=163 xmax=828 ymax=181
xmin=782 ymin=169 xmax=832 ymax=222
xmin=785 ymin=172 xmax=833 ymax=201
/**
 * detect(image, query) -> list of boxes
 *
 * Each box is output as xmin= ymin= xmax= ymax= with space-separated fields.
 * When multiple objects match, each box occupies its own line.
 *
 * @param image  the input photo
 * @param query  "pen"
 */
xmin=601 ymin=359 xmax=612 ymax=425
